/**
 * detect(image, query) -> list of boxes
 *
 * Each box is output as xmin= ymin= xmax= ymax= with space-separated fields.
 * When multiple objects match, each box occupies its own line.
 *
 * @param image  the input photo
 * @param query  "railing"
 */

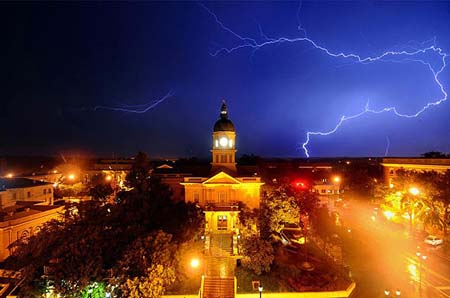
xmin=204 ymin=202 xmax=239 ymax=211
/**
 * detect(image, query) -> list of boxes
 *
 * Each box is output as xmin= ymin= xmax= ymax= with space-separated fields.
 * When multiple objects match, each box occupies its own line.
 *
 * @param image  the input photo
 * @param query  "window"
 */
xmin=43 ymin=189 xmax=47 ymax=195
xmin=27 ymin=192 xmax=31 ymax=198
xmin=48 ymin=188 xmax=52 ymax=194
xmin=321 ymin=189 xmax=326 ymax=194
xmin=219 ymin=192 xmax=227 ymax=204
xmin=193 ymin=192 xmax=200 ymax=203
xmin=221 ymin=155 xmax=227 ymax=163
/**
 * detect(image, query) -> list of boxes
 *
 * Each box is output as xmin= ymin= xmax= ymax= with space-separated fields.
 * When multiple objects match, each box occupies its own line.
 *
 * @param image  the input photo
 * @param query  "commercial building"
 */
xmin=381 ymin=157 xmax=450 ymax=184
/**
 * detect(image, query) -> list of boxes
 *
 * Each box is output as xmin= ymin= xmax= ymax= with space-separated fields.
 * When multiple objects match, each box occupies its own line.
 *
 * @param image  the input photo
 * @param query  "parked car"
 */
xmin=424 ymin=235 xmax=443 ymax=246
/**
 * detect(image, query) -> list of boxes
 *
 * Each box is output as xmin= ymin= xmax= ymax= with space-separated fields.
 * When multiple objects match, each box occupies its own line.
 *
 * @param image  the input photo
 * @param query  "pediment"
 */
xmin=203 ymin=171 xmax=241 ymax=185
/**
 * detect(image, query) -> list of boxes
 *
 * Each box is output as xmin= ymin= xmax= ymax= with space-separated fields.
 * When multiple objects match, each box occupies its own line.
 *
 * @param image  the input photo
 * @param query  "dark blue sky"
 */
xmin=1 ymin=1 xmax=450 ymax=158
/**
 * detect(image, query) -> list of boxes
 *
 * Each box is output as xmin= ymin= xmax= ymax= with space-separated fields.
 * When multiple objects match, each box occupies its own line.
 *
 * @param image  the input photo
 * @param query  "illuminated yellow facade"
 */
xmin=181 ymin=102 xmax=263 ymax=255
xmin=381 ymin=158 xmax=450 ymax=184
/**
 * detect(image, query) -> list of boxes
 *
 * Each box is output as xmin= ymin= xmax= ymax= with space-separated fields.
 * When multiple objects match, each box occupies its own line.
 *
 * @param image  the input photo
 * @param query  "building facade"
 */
xmin=0 ymin=178 xmax=62 ymax=261
xmin=0 ymin=178 xmax=54 ymax=208
xmin=381 ymin=157 xmax=450 ymax=184
xmin=181 ymin=102 xmax=263 ymax=255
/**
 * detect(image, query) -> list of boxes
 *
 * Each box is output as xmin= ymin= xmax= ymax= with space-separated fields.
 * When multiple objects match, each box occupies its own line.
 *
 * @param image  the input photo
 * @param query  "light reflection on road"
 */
xmin=336 ymin=198 xmax=450 ymax=298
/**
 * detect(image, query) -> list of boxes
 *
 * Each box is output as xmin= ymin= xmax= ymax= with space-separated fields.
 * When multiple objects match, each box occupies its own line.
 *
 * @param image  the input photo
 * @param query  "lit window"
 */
xmin=229 ymin=139 xmax=233 ymax=148
xmin=215 ymin=140 xmax=219 ymax=147
xmin=193 ymin=192 xmax=200 ymax=203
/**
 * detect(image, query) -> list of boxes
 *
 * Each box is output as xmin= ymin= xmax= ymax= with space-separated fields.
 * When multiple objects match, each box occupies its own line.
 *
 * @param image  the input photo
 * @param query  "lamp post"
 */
xmin=416 ymin=252 xmax=427 ymax=297
xmin=258 ymin=285 xmax=263 ymax=298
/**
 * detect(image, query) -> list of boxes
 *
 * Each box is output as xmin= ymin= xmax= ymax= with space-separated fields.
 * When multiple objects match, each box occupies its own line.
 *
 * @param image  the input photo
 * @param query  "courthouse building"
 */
xmin=181 ymin=102 xmax=263 ymax=255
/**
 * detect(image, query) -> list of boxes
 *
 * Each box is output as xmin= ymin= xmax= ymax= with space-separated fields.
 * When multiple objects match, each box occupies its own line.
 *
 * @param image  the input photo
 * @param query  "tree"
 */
xmin=421 ymin=151 xmax=448 ymax=158
xmin=310 ymin=205 xmax=336 ymax=251
xmin=240 ymin=236 xmax=274 ymax=275
xmin=7 ymin=158 xmax=204 ymax=297
xmin=238 ymin=202 xmax=259 ymax=238
xmin=291 ymin=188 xmax=319 ymax=230
xmin=122 ymin=264 xmax=175 ymax=298
xmin=87 ymin=173 xmax=114 ymax=201
xmin=115 ymin=231 xmax=177 ymax=298
xmin=126 ymin=151 xmax=152 ymax=192
xmin=260 ymin=187 xmax=300 ymax=238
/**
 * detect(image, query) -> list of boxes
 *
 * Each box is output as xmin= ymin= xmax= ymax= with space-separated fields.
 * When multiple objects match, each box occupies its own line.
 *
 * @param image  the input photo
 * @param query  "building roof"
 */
xmin=0 ymin=178 xmax=51 ymax=191
xmin=213 ymin=101 xmax=235 ymax=132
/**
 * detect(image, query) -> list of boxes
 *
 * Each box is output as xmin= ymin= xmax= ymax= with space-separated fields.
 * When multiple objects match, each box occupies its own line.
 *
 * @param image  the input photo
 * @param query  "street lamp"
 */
xmin=384 ymin=289 xmax=390 ymax=297
xmin=409 ymin=187 xmax=420 ymax=196
xmin=190 ymin=258 xmax=200 ymax=269
xmin=258 ymin=285 xmax=263 ymax=298
xmin=333 ymin=176 xmax=341 ymax=183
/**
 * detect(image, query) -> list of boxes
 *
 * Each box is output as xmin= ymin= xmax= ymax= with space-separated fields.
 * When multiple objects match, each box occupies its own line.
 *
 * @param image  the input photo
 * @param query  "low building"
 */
xmin=0 ymin=178 xmax=62 ymax=261
xmin=0 ymin=203 xmax=63 ymax=261
xmin=0 ymin=178 xmax=54 ymax=207
xmin=381 ymin=157 xmax=450 ymax=184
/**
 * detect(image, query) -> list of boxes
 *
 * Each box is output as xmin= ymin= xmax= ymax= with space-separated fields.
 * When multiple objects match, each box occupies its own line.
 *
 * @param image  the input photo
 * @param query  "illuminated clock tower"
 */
xmin=211 ymin=101 xmax=237 ymax=172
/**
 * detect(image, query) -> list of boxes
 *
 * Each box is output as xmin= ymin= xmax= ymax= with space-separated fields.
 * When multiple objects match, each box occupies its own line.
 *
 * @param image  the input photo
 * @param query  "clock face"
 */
xmin=219 ymin=137 xmax=228 ymax=147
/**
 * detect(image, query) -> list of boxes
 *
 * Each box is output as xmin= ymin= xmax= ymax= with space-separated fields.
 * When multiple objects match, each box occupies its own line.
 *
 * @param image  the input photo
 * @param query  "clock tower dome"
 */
xmin=211 ymin=101 xmax=236 ymax=172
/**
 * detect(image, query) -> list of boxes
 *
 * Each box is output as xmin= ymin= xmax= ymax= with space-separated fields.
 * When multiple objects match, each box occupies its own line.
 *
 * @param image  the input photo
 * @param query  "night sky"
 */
xmin=2 ymin=1 xmax=450 ymax=158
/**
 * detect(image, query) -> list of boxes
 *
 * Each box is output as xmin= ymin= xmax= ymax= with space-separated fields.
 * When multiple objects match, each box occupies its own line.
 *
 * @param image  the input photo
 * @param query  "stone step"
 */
xmin=202 ymin=277 xmax=234 ymax=298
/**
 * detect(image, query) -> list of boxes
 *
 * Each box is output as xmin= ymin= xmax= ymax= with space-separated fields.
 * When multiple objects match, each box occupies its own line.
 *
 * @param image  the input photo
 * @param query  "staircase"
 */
xmin=210 ymin=233 xmax=233 ymax=256
xmin=202 ymin=276 xmax=235 ymax=298
xmin=201 ymin=233 xmax=236 ymax=298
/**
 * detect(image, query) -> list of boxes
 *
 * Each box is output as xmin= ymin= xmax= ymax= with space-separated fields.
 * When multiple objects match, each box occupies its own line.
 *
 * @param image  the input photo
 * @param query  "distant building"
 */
xmin=381 ymin=157 xmax=450 ymax=184
xmin=0 ymin=178 xmax=62 ymax=261
xmin=181 ymin=102 xmax=264 ymax=255
xmin=0 ymin=178 xmax=54 ymax=207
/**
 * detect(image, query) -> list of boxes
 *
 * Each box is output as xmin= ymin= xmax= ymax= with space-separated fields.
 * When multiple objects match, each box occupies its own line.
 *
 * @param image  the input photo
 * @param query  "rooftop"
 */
xmin=0 ymin=178 xmax=51 ymax=191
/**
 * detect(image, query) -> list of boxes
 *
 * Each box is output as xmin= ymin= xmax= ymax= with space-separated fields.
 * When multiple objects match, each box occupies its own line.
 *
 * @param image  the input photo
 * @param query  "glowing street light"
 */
xmin=333 ymin=176 xmax=341 ymax=183
xmin=6 ymin=173 xmax=13 ymax=178
xmin=389 ymin=183 xmax=394 ymax=189
xmin=383 ymin=210 xmax=395 ymax=220
xmin=258 ymin=285 xmax=263 ymax=298
xmin=106 ymin=175 xmax=112 ymax=182
xmin=409 ymin=187 xmax=420 ymax=196
xmin=68 ymin=174 xmax=75 ymax=180
xmin=190 ymin=258 xmax=200 ymax=269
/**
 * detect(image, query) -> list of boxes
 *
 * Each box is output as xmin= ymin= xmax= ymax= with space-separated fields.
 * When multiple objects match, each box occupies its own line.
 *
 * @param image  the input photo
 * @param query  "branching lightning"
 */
xmin=94 ymin=90 xmax=174 ymax=114
xmin=200 ymin=2 xmax=448 ymax=157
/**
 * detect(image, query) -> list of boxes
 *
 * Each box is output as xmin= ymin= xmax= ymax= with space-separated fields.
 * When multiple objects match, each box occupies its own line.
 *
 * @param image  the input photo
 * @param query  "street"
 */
xmin=337 ymin=199 xmax=450 ymax=298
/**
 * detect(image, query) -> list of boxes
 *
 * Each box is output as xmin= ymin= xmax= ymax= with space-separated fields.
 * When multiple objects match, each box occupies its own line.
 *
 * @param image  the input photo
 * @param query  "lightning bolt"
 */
xmin=200 ymin=3 xmax=448 ymax=157
xmin=94 ymin=90 xmax=174 ymax=113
